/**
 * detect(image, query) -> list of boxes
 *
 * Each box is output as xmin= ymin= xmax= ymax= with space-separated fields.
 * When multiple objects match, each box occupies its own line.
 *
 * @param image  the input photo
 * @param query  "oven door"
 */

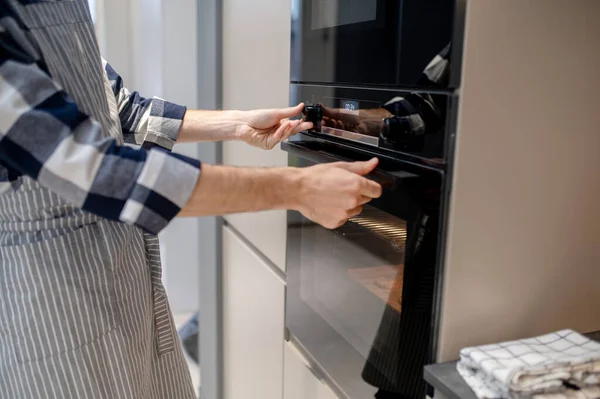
xmin=290 ymin=0 xmax=460 ymax=88
xmin=283 ymin=138 xmax=445 ymax=399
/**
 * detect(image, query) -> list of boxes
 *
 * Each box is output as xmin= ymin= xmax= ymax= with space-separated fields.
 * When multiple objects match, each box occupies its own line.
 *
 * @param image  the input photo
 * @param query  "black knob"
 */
xmin=380 ymin=116 xmax=425 ymax=145
xmin=380 ymin=116 xmax=402 ymax=144
xmin=302 ymin=104 xmax=323 ymax=128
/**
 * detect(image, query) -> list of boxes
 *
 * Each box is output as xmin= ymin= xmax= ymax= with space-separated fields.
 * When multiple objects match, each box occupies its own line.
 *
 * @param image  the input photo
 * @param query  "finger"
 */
xmin=290 ymin=121 xmax=313 ymax=135
xmin=335 ymin=158 xmax=379 ymax=176
xmin=360 ymin=178 xmax=383 ymax=198
xmin=357 ymin=195 xmax=373 ymax=205
xmin=284 ymin=120 xmax=303 ymax=140
xmin=347 ymin=206 xmax=363 ymax=219
xmin=274 ymin=103 xmax=305 ymax=120
xmin=271 ymin=120 xmax=291 ymax=141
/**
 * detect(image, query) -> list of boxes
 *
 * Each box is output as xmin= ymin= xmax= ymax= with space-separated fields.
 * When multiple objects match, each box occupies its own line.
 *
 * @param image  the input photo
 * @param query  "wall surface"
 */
xmin=220 ymin=0 xmax=292 ymax=397
xmin=439 ymin=0 xmax=600 ymax=361
xmin=158 ymin=0 xmax=202 ymax=314
xmin=93 ymin=0 xmax=203 ymax=313
xmin=221 ymin=0 xmax=292 ymax=270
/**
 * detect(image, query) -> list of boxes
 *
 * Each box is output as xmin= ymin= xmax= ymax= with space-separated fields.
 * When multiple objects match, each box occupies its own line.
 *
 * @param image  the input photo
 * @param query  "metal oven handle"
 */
xmin=282 ymin=141 xmax=418 ymax=190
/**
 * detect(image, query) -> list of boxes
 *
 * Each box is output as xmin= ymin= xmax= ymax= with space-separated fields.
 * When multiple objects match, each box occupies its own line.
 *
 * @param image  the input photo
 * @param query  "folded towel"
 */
xmin=457 ymin=330 xmax=600 ymax=399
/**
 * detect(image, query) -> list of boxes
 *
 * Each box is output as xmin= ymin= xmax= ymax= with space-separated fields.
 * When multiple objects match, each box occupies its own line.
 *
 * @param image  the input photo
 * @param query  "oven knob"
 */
xmin=302 ymin=104 xmax=323 ymax=128
xmin=380 ymin=116 xmax=424 ymax=145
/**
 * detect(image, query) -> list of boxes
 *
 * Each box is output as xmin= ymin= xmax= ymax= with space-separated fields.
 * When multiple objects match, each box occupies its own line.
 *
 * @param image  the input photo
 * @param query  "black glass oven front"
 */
xmin=290 ymin=0 xmax=460 ymax=88
xmin=283 ymin=137 xmax=446 ymax=399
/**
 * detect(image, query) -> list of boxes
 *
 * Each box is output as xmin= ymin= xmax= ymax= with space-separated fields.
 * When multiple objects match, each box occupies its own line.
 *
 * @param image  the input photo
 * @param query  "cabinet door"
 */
xmin=222 ymin=140 xmax=288 ymax=271
xmin=221 ymin=0 xmax=292 ymax=272
xmin=222 ymin=226 xmax=285 ymax=399
xmin=284 ymin=342 xmax=339 ymax=399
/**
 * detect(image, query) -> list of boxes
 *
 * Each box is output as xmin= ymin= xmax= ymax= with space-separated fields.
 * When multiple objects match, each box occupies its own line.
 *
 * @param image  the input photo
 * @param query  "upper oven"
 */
xmin=290 ymin=0 xmax=462 ymax=89
xmin=283 ymin=137 xmax=448 ymax=399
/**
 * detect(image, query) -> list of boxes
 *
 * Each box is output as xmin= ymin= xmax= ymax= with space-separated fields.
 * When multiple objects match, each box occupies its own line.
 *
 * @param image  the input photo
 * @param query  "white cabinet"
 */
xmin=284 ymin=342 xmax=339 ymax=399
xmin=222 ymin=226 xmax=285 ymax=399
xmin=221 ymin=0 xmax=292 ymax=271
xmin=222 ymin=142 xmax=288 ymax=271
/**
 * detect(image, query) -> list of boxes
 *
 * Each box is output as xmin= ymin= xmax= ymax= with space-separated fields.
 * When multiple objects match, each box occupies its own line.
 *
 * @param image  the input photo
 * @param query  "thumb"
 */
xmin=335 ymin=158 xmax=379 ymax=176
xmin=274 ymin=103 xmax=304 ymax=119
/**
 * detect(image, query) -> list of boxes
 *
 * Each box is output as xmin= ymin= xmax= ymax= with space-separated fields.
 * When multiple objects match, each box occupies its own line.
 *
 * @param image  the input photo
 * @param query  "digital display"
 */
xmin=341 ymin=100 xmax=359 ymax=115
xmin=311 ymin=0 xmax=377 ymax=30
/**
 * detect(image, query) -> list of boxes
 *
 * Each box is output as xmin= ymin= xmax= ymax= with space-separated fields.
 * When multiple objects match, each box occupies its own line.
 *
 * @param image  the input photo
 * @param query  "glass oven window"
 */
xmin=299 ymin=205 xmax=407 ymax=360
xmin=286 ymin=146 xmax=443 ymax=398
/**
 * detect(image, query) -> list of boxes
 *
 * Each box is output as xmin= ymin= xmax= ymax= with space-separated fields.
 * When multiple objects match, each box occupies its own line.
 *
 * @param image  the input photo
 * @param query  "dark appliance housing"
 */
xmin=291 ymin=0 xmax=461 ymax=89
xmin=285 ymin=1 xmax=465 ymax=398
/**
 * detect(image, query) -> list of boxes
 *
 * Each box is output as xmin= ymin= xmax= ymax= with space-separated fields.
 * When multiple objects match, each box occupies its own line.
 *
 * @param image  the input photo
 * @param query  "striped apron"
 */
xmin=0 ymin=1 xmax=195 ymax=398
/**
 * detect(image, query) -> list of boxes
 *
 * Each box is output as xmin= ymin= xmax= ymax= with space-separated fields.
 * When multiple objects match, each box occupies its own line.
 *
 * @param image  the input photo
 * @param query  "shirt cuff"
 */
xmin=142 ymin=98 xmax=187 ymax=151
xmin=119 ymin=148 xmax=201 ymax=234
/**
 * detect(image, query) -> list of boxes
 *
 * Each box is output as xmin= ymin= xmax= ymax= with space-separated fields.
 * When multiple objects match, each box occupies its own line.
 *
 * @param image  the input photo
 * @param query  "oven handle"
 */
xmin=282 ymin=141 xmax=417 ymax=190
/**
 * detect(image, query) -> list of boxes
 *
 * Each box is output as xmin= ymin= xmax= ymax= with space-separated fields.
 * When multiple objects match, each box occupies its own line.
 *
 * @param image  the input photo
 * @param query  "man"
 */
xmin=0 ymin=1 xmax=381 ymax=398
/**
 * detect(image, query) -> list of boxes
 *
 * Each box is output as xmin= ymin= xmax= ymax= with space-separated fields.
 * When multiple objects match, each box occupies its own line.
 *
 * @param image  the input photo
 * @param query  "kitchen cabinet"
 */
xmin=222 ymin=142 xmax=288 ymax=271
xmin=284 ymin=342 xmax=339 ymax=399
xmin=221 ymin=0 xmax=292 ymax=271
xmin=222 ymin=226 xmax=285 ymax=399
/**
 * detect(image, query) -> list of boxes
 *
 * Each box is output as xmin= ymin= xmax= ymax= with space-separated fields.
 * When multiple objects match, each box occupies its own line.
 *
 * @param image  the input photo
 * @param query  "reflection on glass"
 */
xmin=299 ymin=205 xmax=407 ymax=359
xmin=287 ymin=148 xmax=442 ymax=398
xmin=311 ymin=0 xmax=377 ymax=30
xmin=315 ymin=44 xmax=451 ymax=149
xmin=362 ymin=203 xmax=439 ymax=398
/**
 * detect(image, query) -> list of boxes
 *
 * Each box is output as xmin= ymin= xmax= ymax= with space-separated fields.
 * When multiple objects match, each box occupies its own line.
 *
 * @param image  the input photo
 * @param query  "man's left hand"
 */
xmin=236 ymin=103 xmax=313 ymax=150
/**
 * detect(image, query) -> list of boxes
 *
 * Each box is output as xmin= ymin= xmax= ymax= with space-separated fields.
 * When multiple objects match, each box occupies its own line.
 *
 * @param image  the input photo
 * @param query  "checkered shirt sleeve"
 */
xmin=0 ymin=56 xmax=201 ymax=235
xmin=102 ymin=59 xmax=187 ymax=150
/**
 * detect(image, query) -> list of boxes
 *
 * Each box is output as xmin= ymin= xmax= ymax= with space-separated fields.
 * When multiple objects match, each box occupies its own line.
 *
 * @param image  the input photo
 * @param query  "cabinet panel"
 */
xmin=221 ymin=0 xmax=292 ymax=271
xmin=223 ymin=142 xmax=287 ymax=271
xmin=222 ymin=226 xmax=285 ymax=399
xmin=284 ymin=342 xmax=339 ymax=399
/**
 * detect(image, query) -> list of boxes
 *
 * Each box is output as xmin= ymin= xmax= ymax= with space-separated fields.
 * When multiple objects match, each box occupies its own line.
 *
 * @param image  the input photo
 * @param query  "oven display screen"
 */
xmin=311 ymin=0 xmax=377 ymax=30
xmin=341 ymin=100 xmax=359 ymax=114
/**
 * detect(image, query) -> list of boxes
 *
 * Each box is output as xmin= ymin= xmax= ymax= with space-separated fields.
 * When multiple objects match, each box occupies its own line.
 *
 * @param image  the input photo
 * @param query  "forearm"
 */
xmin=177 ymin=110 xmax=248 ymax=143
xmin=179 ymin=164 xmax=300 ymax=217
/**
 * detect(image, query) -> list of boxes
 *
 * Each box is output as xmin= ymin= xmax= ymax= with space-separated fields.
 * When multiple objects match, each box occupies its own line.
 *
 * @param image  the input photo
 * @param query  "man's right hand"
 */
xmin=179 ymin=158 xmax=382 ymax=228
xmin=292 ymin=158 xmax=383 ymax=229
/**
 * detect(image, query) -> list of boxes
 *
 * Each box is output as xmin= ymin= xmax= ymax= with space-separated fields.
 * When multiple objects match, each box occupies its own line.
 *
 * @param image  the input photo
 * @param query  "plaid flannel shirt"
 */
xmin=0 ymin=4 xmax=201 ymax=235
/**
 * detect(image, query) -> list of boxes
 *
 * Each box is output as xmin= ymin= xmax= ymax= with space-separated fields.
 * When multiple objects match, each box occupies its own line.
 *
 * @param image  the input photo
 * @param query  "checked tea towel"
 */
xmin=457 ymin=330 xmax=600 ymax=398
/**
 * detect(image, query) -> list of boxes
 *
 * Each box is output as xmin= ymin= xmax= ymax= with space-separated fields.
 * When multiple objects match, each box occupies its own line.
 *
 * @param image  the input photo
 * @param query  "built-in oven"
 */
xmin=286 ymin=1 xmax=464 ymax=396
xmin=290 ymin=0 xmax=463 ymax=88
xmin=283 ymin=135 xmax=449 ymax=399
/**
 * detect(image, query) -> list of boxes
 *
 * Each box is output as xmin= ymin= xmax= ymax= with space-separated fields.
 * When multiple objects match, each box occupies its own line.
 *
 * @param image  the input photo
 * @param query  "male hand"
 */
xmin=294 ymin=158 xmax=383 ymax=229
xmin=237 ymin=103 xmax=313 ymax=150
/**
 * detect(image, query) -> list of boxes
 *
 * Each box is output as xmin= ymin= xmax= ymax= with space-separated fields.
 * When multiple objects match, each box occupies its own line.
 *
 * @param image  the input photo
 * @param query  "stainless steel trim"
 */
xmin=320 ymin=126 xmax=380 ymax=147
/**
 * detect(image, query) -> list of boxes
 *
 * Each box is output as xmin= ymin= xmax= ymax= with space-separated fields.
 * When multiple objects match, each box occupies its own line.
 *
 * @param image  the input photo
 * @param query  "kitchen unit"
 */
xmin=214 ymin=1 xmax=600 ymax=399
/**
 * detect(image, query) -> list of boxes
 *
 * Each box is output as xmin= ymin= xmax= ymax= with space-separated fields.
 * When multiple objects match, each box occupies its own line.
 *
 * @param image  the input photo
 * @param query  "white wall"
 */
xmin=94 ymin=0 xmax=202 ymax=313
xmin=158 ymin=0 xmax=201 ymax=314
xmin=221 ymin=0 xmax=292 ymax=271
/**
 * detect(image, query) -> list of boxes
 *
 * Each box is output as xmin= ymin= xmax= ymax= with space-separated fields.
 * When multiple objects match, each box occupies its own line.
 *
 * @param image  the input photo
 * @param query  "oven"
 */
xmin=286 ymin=1 xmax=464 ymax=396
xmin=283 ymin=135 xmax=449 ymax=399
xmin=290 ymin=0 xmax=463 ymax=89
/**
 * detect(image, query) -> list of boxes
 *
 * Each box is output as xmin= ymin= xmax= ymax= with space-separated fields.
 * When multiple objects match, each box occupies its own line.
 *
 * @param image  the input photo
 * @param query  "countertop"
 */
xmin=424 ymin=331 xmax=600 ymax=399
